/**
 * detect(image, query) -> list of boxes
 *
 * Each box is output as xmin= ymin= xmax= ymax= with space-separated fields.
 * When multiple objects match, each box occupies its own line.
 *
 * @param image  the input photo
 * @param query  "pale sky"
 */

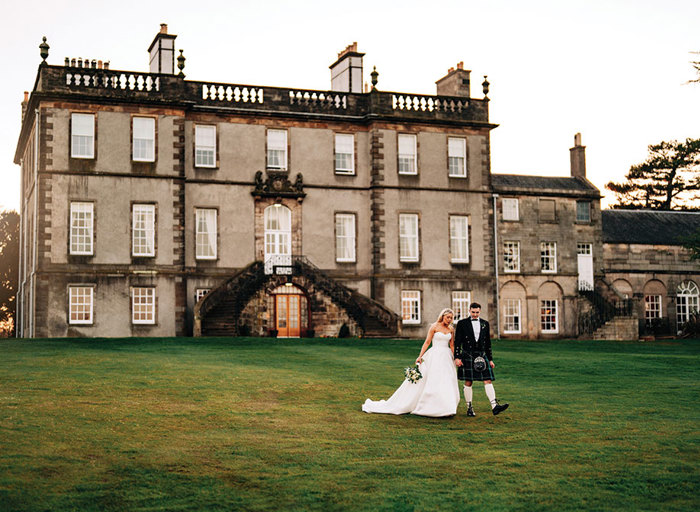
xmin=1 ymin=0 xmax=699 ymax=212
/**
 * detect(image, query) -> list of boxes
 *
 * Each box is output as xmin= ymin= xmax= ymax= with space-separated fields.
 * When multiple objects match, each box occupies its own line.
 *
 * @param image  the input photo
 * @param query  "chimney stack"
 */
xmin=570 ymin=132 xmax=586 ymax=179
xmin=329 ymin=42 xmax=365 ymax=93
xmin=148 ymin=23 xmax=177 ymax=74
xmin=21 ymin=91 xmax=29 ymax=123
xmin=436 ymin=62 xmax=471 ymax=97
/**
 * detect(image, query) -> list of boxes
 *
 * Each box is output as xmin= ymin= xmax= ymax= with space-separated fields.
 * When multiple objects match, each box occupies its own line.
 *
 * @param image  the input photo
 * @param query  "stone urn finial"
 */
xmin=177 ymin=49 xmax=186 ymax=78
xmin=482 ymin=75 xmax=490 ymax=100
xmin=39 ymin=36 xmax=49 ymax=64
xmin=370 ymin=66 xmax=378 ymax=91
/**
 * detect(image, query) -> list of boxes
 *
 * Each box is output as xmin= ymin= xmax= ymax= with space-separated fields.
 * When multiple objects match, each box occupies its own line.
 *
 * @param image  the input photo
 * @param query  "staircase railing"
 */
xmin=578 ymin=289 xmax=634 ymax=337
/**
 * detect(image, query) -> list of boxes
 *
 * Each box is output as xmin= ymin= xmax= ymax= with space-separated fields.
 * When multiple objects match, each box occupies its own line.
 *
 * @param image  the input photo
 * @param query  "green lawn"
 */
xmin=0 ymin=337 xmax=698 ymax=512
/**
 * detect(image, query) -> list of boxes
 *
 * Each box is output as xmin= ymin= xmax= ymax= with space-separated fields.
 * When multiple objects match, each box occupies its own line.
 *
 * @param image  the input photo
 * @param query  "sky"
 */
xmin=1 ymin=0 xmax=699 ymax=212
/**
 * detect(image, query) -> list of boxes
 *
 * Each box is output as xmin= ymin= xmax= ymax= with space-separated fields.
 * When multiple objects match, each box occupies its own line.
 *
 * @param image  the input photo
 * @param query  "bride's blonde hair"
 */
xmin=436 ymin=308 xmax=455 ymax=324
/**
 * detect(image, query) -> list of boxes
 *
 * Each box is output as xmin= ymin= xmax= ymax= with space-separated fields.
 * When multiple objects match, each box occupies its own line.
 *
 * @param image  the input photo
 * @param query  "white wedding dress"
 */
xmin=362 ymin=331 xmax=460 ymax=417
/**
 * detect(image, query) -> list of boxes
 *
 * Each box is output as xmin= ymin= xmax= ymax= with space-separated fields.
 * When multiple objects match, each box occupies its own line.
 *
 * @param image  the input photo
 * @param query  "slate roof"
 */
xmin=602 ymin=210 xmax=700 ymax=245
xmin=491 ymin=174 xmax=599 ymax=196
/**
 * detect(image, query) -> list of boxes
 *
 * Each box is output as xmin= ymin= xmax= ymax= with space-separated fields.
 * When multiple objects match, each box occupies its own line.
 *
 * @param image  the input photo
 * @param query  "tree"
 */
xmin=682 ymin=227 xmax=700 ymax=261
xmin=606 ymin=138 xmax=700 ymax=210
xmin=0 ymin=210 xmax=19 ymax=337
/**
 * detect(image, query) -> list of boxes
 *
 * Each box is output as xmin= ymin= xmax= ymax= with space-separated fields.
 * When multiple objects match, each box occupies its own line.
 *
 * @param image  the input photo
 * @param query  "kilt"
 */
xmin=457 ymin=352 xmax=495 ymax=382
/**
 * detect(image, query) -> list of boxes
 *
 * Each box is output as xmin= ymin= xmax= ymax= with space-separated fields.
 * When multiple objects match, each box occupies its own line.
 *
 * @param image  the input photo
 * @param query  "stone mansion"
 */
xmin=13 ymin=26 xmax=700 ymax=339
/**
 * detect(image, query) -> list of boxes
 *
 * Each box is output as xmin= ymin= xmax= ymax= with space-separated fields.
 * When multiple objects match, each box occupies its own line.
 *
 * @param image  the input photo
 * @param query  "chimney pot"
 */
xmin=23 ymin=91 xmax=29 ymax=102
xmin=160 ymin=23 xmax=168 ymax=34
xmin=457 ymin=61 xmax=464 ymax=69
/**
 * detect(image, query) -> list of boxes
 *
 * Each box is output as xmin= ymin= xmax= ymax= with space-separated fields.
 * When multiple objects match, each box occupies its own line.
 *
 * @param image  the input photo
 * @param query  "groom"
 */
xmin=454 ymin=302 xmax=509 ymax=416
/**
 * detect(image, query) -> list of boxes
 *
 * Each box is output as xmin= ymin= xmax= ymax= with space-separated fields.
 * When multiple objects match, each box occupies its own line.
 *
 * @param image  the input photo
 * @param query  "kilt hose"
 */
xmin=457 ymin=352 xmax=495 ymax=382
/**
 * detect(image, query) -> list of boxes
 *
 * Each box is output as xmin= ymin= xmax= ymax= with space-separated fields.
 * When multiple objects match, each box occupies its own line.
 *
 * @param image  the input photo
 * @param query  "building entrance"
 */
xmin=272 ymin=284 xmax=308 ymax=338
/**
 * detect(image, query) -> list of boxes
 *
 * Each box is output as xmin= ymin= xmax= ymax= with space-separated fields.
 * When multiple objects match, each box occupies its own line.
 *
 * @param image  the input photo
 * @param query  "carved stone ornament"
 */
xmin=252 ymin=170 xmax=306 ymax=200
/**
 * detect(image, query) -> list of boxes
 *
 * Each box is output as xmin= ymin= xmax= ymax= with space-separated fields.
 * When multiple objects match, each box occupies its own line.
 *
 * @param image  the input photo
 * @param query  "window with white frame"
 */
xmin=398 ymin=134 xmax=417 ymax=175
xmin=540 ymin=299 xmax=558 ymax=333
xmin=503 ymin=299 xmax=521 ymax=334
xmin=68 ymin=286 xmax=93 ymax=324
xmin=576 ymin=201 xmax=591 ymax=223
xmin=577 ymin=243 xmax=592 ymax=255
xmin=448 ymin=137 xmax=467 ymax=177
xmin=449 ymin=215 xmax=469 ymax=263
xmin=71 ymin=113 xmax=95 ymax=159
xmin=452 ymin=291 xmax=471 ymax=321
xmin=132 ymin=287 xmax=156 ymax=324
xmin=540 ymin=242 xmax=557 ymax=273
xmin=334 ymin=134 xmax=354 ymax=174
xmin=195 ymin=125 xmax=216 ymax=168
xmin=195 ymin=208 xmax=217 ymax=260
xmin=267 ymin=129 xmax=288 ymax=170
xmin=132 ymin=204 xmax=155 ymax=257
xmin=195 ymin=288 xmax=211 ymax=303
xmin=401 ymin=290 xmax=421 ymax=324
xmin=335 ymin=213 xmax=356 ymax=262
xmin=644 ymin=295 xmax=662 ymax=325
xmin=69 ymin=202 xmax=94 ymax=255
xmin=133 ymin=117 xmax=155 ymax=162
xmin=502 ymin=198 xmax=519 ymax=221
xmin=676 ymin=281 xmax=699 ymax=327
xmin=503 ymin=241 xmax=520 ymax=273
xmin=399 ymin=213 xmax=419 ymax=262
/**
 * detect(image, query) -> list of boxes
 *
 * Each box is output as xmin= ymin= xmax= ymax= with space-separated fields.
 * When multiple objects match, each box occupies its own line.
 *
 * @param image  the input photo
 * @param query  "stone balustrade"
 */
xmin=34 ymin=65 xmax=490 ymax=123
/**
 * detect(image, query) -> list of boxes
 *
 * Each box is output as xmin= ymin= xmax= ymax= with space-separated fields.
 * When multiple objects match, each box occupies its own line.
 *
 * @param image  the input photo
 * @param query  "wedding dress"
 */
xmin=362 ymin=331 xmax=460 ymax=417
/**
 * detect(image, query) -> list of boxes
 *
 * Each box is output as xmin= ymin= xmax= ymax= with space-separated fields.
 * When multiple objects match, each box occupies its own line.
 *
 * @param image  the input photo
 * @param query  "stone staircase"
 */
xmin=194 ymin=257 xmax=400 ymax=337
xmin=591 ymin=317 xmax=639 ymax=341
xmin=579 ymin=289 xmax=638 ymax=341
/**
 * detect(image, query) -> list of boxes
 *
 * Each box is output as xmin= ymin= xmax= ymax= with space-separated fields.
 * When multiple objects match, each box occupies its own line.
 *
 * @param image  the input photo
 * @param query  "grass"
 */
xmin=0 ymin=336 xmax=698 ymax=512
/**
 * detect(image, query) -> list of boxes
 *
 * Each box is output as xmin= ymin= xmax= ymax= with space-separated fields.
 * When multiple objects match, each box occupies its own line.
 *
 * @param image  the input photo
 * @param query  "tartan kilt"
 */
xmin=457 ymin=352 xmax=495 ymax=381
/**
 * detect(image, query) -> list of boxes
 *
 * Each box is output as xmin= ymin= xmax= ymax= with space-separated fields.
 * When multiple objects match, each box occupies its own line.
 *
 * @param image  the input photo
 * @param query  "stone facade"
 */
xmin=14 ymin=28 xmax=699 ymax=341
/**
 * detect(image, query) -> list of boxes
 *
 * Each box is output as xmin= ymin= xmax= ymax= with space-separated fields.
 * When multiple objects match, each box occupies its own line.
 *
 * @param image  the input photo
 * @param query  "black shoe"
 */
xmin=492 ymin=400 xmax=509 ymax=416
xmin=467 ymin=404 xmax=476 ymax=417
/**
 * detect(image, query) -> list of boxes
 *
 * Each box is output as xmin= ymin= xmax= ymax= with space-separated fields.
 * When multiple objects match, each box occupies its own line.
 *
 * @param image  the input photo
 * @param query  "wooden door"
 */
xmin=276 ymin=294 xmax=301 ymax=337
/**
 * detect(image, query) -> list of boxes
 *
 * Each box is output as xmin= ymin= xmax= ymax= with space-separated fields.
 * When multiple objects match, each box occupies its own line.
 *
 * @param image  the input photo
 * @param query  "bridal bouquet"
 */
xmin=404 ymin=364 xmax=423 ymax=384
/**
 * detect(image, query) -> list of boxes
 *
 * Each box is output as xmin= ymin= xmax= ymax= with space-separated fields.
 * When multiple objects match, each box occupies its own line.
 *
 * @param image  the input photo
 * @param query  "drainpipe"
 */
xmin=492 ymin=193 xmax=500 ymax=338
xmin=29 ymin=109 xmax=39 ymax=338
xmin=16 ymin=158 xmax=24 ymax=338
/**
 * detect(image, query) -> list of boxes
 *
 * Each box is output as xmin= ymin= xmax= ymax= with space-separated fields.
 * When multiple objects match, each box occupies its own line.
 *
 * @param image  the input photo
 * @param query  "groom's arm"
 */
xmin=484 ymin=321 xmax=493 ymax=361
xmin=454 ymin=320 xmax=464 ymax=360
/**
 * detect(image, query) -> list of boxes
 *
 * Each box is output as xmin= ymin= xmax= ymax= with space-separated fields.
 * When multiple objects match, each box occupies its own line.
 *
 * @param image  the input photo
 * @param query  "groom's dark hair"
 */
xmin=469 ymin=302 xmax=481 ymax=309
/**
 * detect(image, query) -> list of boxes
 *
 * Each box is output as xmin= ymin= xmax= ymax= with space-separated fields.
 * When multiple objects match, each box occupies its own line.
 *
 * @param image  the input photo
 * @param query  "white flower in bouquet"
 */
xmin=404 ymin=364 xmax=423 ymax=384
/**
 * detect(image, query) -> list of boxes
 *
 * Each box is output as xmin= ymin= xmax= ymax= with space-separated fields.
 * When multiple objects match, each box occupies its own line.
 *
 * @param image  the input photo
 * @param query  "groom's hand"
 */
xmin=454 ymin=359 xmax=463 ymax=367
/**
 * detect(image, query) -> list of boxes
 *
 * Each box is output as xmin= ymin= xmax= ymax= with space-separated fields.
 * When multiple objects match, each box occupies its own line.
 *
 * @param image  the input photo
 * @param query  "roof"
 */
xmin=491 ymin=174 xmax=599 ymax=196
xmin=602 ymin=210 xmax=700 ymax=245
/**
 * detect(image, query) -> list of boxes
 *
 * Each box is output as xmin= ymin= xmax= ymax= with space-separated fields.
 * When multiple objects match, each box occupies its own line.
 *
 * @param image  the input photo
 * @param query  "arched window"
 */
xmin=677 ymin=281 xmax=699 ymax=328
xmin=264 ymin=205 xmax=291 ymax=273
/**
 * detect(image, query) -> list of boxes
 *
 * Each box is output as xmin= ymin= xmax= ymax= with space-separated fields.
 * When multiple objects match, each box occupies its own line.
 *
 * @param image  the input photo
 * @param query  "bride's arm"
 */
xmin=415 ymin=324 xmax=435 ymax=364
xmin=450 ymin=328 xmax=455 ymax=356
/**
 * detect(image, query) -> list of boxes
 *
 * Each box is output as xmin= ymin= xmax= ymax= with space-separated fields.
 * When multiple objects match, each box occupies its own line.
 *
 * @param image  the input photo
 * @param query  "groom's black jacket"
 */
xmin=454 ymin=317 xmax=492 ymax=361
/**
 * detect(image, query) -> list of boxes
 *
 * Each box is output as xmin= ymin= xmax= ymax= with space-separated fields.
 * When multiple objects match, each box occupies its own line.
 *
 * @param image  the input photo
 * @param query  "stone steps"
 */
xmin=592 ymin=316 xmax=639 ymax=341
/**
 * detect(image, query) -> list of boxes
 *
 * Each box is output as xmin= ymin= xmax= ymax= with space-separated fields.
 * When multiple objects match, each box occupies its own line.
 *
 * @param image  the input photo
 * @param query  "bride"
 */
xmin=362 ymin=308 xmax=460 ymax=417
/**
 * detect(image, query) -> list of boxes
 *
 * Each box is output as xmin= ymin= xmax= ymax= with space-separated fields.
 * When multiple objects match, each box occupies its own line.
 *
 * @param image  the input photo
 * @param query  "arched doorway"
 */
xmin=264 ymin=204 xmax=291 ymax=273
xmin=676 ymin=280 xmax=699 ymax=331
xmin=271 ymin=283 xmax=308 ymax=338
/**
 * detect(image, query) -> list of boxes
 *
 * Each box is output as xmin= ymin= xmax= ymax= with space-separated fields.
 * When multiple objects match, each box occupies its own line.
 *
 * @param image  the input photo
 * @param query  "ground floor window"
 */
xmin=401 ymin=290 xmax=421 ymax=324
xmin=540 ymin=299 xmax=558 ymax=333
xmin=644 ymin=295 xmax=662 ymax=325
xmin=676 ymin=281 xmax=699 ymax=329
xmin=132 ymin=287 xmax=156 ymax=325
xmin=451 ymin=291 xmax=471 ymax=321
xmin=503 ymin=299 xmax=521 ymax=334
xmin=69 ymin=286 xmax=93 ymax=324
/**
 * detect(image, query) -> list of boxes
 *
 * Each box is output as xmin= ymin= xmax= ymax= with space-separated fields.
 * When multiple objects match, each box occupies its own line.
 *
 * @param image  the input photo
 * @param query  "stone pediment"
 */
xmin=252 ymin=170 xmax=306 ymax=200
